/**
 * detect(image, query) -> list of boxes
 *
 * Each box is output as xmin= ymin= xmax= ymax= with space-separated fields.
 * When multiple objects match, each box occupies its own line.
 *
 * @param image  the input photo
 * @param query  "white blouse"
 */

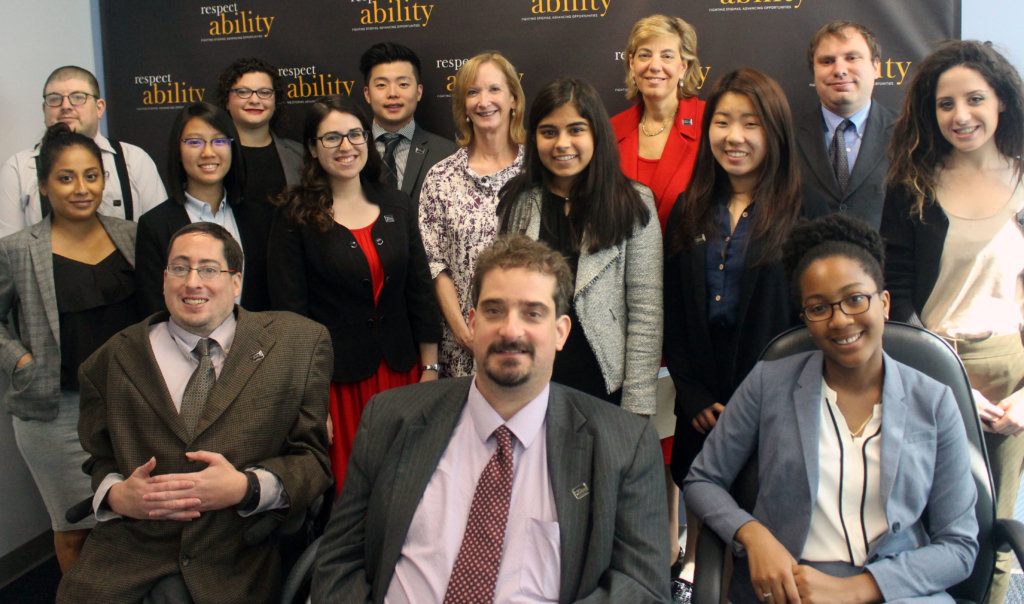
xmin=801 ymin=380 xmax=887 ymax=565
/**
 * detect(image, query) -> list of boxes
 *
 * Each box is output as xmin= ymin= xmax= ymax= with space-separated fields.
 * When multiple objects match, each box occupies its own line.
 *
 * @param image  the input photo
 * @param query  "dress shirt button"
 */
xmin=715 ymin=295 xmax=722 ymax=302
xmin=892 ymin=522 xmax=901 ymax=533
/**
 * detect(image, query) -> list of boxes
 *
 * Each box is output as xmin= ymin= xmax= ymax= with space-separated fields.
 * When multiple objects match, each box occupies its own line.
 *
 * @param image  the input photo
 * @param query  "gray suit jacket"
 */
xmin=0 ymin=214 xmax=136 ymax=420
xmin=501 ymin=185 xmax=663 ymax=414
xmin=272 ymin=134 xmax=305 ymax=186
xmin=797 ymin=102 xmax=895 ymax=229
xmin=399 ymin=125 xmax=458 ymax=203
xmin=684 ymin=351 xmax=978 ymax=603
xmin=311 ymin=377 xmax=670 ymax=603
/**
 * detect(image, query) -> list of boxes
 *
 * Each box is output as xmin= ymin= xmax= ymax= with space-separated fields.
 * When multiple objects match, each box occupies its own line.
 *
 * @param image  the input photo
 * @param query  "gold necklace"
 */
xmin=639 ymin=117 xmax=667 ymax=137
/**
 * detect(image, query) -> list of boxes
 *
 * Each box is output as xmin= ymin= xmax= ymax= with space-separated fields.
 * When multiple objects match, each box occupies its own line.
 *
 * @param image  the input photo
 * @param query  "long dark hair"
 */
xmin=498 ymin=77 xmax=649 ymax=253
xmin=670 ymin=68 xmax=801 ymax=266
xmin=166 ymin=102 xmax=245 ymax=207
xmin=888 ymin=40 xmax=1024 ymax=218
xmin=274 ymin=95 xmax=383 ymax=232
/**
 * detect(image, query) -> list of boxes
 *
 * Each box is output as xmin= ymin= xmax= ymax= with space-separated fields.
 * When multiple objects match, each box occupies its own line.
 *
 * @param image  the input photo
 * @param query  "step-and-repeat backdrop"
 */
xmin=99 ymin=0 xmax=958 ymax=177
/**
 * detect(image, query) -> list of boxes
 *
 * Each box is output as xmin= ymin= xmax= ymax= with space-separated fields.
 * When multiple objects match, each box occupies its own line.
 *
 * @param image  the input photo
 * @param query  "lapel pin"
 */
xmin=682 ymin=118 xmax=693 ymax=126
xmin=695 ymin=234 xmax=706 ymax=243
xmin=414 ymin=146 xmax=426 ymax=154
xmin=571 ymin=482 xmax=590 ymax=500
xmin=250 ymin=350 xmax=264 ymax=361
xmin=383 ymin=214 xmax=395 ymax=223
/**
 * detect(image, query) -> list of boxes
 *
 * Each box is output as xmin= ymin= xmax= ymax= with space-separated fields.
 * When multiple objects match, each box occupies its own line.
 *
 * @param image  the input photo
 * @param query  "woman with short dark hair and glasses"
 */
xmin=216 ymin=57 xmax=304 ymax=207
xmin=268 ymin=95 xmax=439 ymax=491
xmin=134 ymin=101 xmax=274 ymax=314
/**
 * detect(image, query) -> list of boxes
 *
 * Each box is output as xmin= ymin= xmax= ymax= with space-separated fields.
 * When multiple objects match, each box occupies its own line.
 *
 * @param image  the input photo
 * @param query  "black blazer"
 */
xmin=398 ymin=125 xmax=458 ymax=203
xmin=797 ymin=102 xmax=895 ymax=229
xmin=267 ymin=181 xmax=440 ymax=382
xmin=879 ymin=185 xmax=949 ymax=324
xmin=134 ymin=197 xmax=273 ymax=314
xmin=663 ymin=206 xmax=798 ymax=486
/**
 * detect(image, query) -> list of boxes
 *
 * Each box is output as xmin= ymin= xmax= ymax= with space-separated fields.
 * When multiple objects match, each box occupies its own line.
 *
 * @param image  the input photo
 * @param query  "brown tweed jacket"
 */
xmin=58 ymin=308 xmax=333 ymax=604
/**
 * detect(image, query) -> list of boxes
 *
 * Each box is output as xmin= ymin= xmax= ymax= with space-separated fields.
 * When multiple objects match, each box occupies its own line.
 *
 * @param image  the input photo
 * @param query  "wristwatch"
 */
xmin=421 ymin=363 xmax=440 ymax=372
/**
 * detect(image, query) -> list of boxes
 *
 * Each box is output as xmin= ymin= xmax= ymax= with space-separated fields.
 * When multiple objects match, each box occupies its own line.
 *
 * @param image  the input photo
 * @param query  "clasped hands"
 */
xmin=737 ymin=521 xmax=882 ymax=604
xmin=107 ymin=451 xmax=248 ymax=521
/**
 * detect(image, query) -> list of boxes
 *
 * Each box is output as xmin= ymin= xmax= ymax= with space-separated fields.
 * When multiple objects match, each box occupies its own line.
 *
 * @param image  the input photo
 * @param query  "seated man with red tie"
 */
xmin=312 ymin=234 xmax=668 ymax=603
xmin=58 ymin=222 xmax=332 ymax=603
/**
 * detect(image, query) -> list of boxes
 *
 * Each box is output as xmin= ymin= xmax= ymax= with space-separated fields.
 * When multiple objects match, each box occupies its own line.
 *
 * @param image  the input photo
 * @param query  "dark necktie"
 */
xmin=443 ymin=425 xmax=515 ymax=603
xmin=380 ymin=133 xmax=403 ymax=188
xmin=830 ymin=119 xmax=853 ymax=192
xmin=180 ymin=338 xmax=215 ymax=434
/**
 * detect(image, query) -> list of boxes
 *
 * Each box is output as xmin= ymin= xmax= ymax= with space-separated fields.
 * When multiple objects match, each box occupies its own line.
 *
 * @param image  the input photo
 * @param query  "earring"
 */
xmin=466 ymin=116 xmax=471 ymax=123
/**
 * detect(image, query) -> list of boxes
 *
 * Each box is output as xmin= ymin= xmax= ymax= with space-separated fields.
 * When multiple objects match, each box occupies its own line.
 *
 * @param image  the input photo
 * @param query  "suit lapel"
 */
xmin=574 ymin=244 xmax=616 ymax=298
xmin=797 ymin=113 xmax=842 ymax=200
xmin=733 ymin=237 xmax=764 ymax=337
xmin=98 ymin=214 xmax=136 ymax=268
xmin=192 ymin=309 xmax=273 ymax=436
xmin=401 ymin=127 xmax=429 ymax=196
xmin=845 ymin=104 xmax=886 ymax=195
xmin=878 ymin=353 xmax=908 ymax=505
xmin=114 ymin=314 xmax=191 ymax=443
xmin=378 ymin=381 xmax=471 ymax=587
xmin=27 ymin=219 xmax=60 ymax=346
xmin=787 ymin=353 xmax=823 ymax=552
xmin=547 ymin=389 xmax=594 ymax=603
xmin=688 ymin=238 xmax=710 ymax=341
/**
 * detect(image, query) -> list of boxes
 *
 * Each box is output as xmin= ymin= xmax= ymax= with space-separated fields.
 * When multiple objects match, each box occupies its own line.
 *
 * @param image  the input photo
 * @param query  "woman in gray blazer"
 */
xmin=0 ymin=124 xmax=138 ymax=572
xmin=685 ymin=215 xmax=977 ymax=603
xmin=498 ymin=77 xmax=662 ymax=414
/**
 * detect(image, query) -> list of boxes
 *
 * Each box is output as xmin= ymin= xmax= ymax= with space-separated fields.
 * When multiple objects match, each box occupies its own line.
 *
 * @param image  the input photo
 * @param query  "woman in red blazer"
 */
xmin=611 ymin=14 xmax=705 ymax=232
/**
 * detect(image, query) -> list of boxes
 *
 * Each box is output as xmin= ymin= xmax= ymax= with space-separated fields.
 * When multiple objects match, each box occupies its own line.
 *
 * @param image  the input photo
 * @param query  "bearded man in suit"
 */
xmin=58 ymin=221 xmax=332 ymax=603
xmin=312 ymin=234 xmax=669 ymax=603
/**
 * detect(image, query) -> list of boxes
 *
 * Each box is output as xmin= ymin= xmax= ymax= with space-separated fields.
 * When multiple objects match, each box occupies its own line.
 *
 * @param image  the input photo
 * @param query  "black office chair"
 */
xmin=692 ymin=322 xmax=1024 ymax=604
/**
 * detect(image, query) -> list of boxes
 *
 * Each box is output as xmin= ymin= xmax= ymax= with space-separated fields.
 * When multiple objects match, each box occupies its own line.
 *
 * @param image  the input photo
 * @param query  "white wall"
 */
xmin=962 ymin=0 xmax=1024 ymax=70
xmin=0 ymin=0 xmax=100 ymax=559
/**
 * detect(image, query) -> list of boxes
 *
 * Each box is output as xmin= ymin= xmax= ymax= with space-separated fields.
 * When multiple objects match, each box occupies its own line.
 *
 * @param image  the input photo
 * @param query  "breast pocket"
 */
xmin=519 ymin=518 xmax=561 ymax=600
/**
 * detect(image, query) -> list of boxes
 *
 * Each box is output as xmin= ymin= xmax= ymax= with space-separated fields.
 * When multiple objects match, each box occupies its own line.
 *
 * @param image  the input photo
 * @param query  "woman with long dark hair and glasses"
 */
xmin=268 ymin=96 xmax=439 ymax=491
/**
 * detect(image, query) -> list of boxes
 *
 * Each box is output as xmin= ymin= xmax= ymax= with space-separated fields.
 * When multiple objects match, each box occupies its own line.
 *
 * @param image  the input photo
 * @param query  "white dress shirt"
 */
xmin=386 ymin=379 xmax=561 ymax=603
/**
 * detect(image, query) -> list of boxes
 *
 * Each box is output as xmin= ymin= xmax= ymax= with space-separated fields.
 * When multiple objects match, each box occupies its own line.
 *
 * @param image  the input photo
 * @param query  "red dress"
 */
xmin=328 ymin=221 xmax=419 ymax=491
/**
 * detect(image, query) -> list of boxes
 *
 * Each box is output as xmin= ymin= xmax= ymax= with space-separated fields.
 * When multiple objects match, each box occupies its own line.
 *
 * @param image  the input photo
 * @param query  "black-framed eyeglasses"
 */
xmin=229 ymin=87 xmax=275 ymax=99
xmin=180 ymin=137 xmax=233 ymax=150
xmin=43 ymin=92 xmax=97 ymax=107
xmin=801 ymin=292 xmax=879 ymax=322
xmin=314 ymin=129 xmax=368 ymax=148
xmin=166 ymin=265 xmax=237 ymax=280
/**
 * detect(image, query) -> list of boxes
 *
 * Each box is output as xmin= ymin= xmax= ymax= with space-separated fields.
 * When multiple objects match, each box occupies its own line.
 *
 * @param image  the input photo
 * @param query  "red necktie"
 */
xmin=443 ymin=425 xmax=515 ymax=603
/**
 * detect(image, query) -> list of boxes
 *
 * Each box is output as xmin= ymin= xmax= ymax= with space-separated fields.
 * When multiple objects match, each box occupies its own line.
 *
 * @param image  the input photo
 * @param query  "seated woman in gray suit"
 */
xmin=0 ymin=123 xmax=139 ymax=571
xmin=684 ymin=214 xmax=978 ymax=603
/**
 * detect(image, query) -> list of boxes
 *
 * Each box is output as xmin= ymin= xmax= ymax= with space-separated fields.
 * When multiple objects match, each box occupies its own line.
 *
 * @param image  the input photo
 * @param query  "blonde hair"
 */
xmin=623 ymin=14 xmax=701 ymax=101
xmin=452 ymin=52 xmax=527 ymax=148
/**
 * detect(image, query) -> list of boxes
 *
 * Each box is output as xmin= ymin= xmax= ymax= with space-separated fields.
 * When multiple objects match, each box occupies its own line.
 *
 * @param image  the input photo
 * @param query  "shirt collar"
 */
xmin=184 ymin=190 xmax=229 ymax=216
xmin=373 ymin=120 xmax=416 ymax=142
xmin=166 ymin=310 xmax=237 ymax=360
xmin=466 ymin=378 xmax=550 ymax=449
xmin=821 ymin=101 xmax=871 ymax=137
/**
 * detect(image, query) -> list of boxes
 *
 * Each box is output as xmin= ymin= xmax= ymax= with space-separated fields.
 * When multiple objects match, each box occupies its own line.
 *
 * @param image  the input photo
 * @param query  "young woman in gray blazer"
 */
xmin=0 ymin=124 xmax=139 ymax=571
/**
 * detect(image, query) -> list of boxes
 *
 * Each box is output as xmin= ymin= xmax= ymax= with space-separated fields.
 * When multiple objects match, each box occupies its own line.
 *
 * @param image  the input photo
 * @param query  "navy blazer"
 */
xmin=684 ymin=351 xmax=978 ymax=602
xmin=267 ymin=182 xmax=439 ymax=382
xmin=663 ymin=203 xmax=798 ymax=484
xmin=797 ymin=102 xmax=895 ymax=229
xmin=134 ymin=197 xmax=273 ymax=314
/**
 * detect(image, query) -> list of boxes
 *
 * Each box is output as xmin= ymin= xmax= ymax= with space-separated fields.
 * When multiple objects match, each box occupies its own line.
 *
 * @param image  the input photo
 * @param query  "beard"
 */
xmin=481 ymin=339 xmax=535 ymax=388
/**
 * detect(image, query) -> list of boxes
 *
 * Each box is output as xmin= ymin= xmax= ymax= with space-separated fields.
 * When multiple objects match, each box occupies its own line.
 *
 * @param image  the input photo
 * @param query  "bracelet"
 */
xmin=421 ymin=363 xmax=440 ymax=373
xmin=236 ymin=470 xmax=261 ymax=512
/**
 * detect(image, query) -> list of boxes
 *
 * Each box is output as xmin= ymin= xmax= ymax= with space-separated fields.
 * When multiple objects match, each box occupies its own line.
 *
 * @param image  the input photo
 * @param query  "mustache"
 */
xmin=487 ymin=339 xmax=534 ymax=356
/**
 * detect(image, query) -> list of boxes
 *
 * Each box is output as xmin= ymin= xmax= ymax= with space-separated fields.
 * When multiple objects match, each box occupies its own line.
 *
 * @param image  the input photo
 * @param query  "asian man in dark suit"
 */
xmin=796 ymin=21 xmax=895 ymax=229
xmin=57 ymin=222 xmax=332 ymax=604
xmin=312 ymin=234 xmax=669 ymax=603
xmin=359 ymin=42 xmax=458 ymax=203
